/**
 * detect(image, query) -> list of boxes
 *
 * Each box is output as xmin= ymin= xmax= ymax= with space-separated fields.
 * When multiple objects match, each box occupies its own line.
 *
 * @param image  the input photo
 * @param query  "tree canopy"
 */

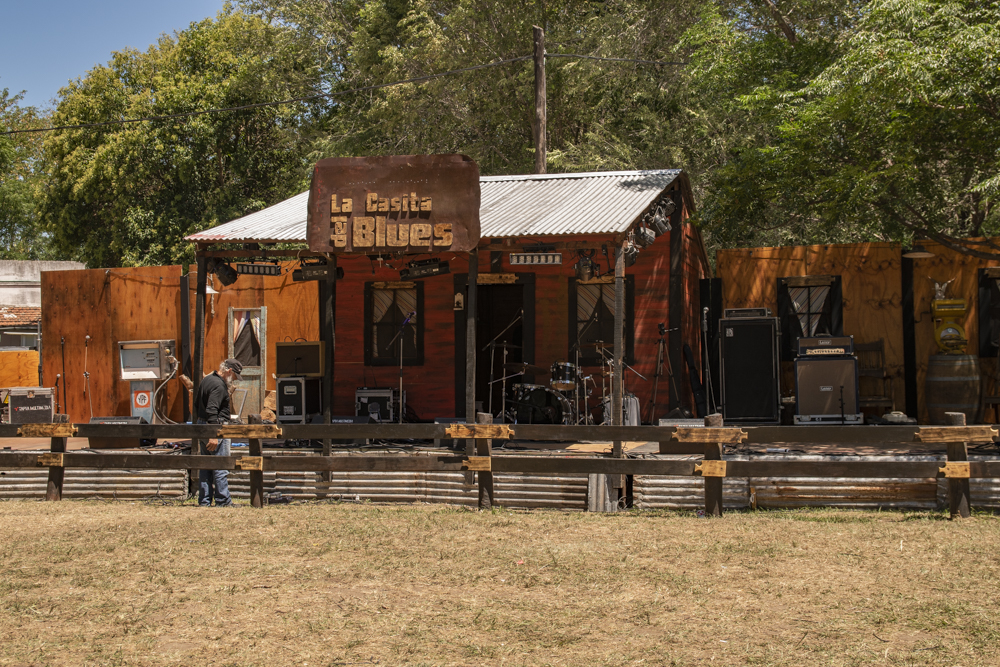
xmin=14 ymin=0 xmax=1000 ymax=266
xmin=35 ymin=9 xmax=325 ymax=267
xmin=0 ymin=88 xmax=51 ymax=259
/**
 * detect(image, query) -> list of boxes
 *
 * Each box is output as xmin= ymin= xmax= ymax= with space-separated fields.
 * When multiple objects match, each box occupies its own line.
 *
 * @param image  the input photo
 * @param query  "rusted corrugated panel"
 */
xmin=634 ymin=476 xmax=749 ymax=510
xmin=0 ymin=468 xmax=186 ymax=499
xmin=227 ymin=470 xmax=587 ymax=509
xmin=183 ymin=170 xmax=682 ymax=244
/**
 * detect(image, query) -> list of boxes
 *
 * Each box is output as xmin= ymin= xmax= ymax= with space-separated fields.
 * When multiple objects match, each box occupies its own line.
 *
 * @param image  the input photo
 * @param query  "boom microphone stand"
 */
xmin=386 ymin=311 xmax=415 ymax=424
xmin=701 ymin=307 xmax=718 ymax=414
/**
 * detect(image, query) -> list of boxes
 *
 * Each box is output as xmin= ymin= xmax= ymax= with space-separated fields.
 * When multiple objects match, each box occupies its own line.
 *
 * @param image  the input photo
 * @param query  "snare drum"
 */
xmin=550 ymin=361 xmax=578 ymax=391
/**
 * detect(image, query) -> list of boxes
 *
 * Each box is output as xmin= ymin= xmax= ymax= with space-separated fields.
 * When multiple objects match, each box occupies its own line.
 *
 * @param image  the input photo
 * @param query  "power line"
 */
xmin=548 ymin=53 xmax=687 ymax=66
xmin=0 ymin=55 xmax=532 ymax=137
xmin=1 ymin=52 xmax=684 ymax=137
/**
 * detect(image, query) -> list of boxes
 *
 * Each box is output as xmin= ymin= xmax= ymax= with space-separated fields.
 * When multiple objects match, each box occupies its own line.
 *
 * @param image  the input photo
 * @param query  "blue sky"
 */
xmin=1 ymin=0 xmax=224 ymax=109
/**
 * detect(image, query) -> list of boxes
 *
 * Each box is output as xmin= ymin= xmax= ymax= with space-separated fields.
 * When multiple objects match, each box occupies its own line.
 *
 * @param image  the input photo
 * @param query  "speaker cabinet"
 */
xmin=794 ymin=357 xmax=862 ymax=424
xmin=719 ymin=317 xmax=780 ymax=423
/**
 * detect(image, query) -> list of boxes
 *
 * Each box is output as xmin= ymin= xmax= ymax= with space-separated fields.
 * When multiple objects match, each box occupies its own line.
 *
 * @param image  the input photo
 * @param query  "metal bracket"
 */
xmin=38 ymin=453 xmax=64 ymax=467
xmin=446 ymin=424 xmax=514 ymax=439
xmin=939 ymin=462 xmax=970 ymax=479
xmin=19 ymin=424 xmax=78 ymax=438
xmin=218 ymin=425 xmax=282 ymax=439
xmin=235 ymin=456 xmax=264 ymax=471
xmin=695 ymin=460 xmax=727 ymax=477
xmin=462 ymin=456 xmax=492 ymax=471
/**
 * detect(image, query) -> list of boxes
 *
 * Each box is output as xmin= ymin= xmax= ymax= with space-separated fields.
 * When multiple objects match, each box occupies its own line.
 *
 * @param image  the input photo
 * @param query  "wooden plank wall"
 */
xmin=41 ymin=266 xmax=185 ymax=423
xmin=716 ymin=240 xmax=1000 ymax=423
xmin=0 ymin=350 xmax=39 ymax=388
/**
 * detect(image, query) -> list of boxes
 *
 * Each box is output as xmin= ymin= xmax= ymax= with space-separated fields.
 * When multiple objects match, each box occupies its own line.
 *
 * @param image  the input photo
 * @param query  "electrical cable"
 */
xmin=83 ymin=335 xmax=93 ymax=420
xmin=1 ymin=52 xmax=684 ymax=137
xmin=152 ymin=358 xmax=180 ymax=425
xmin=0 ymin=55 xmax=533 ymax=136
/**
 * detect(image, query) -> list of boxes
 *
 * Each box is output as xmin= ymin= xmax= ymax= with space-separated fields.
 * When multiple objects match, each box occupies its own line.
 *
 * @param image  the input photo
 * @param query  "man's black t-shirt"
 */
xmin=196 ymin=372 xmax=231 ymax=424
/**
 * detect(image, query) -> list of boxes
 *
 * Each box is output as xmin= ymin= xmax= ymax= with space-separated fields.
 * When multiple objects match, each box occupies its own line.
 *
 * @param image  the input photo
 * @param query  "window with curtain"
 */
xmin=776 ymin=276 xmax=843 ymax=360
xmin=364 ymin=282 xmax=424 ymax=366
xmin=569 ymin=277 xmax=634 ymax=366
xmin=232 ymin=310 xmax=261 ymax=367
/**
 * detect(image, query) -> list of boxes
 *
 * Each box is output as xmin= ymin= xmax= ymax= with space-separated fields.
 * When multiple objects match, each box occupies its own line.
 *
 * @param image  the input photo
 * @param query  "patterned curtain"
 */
xmin=788 ymin=285 xmax=830 ymax=337
xmin=372 ymin=288 xmax=417 ymax=359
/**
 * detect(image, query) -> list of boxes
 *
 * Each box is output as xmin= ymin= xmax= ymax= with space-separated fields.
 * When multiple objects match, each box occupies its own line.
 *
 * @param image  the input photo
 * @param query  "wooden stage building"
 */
xmin=40 ymin=170 xmax=710 ymax=426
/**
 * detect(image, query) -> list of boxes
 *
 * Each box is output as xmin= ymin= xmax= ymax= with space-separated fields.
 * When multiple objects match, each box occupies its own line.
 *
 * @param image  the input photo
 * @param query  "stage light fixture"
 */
xmin=399 ymin=258 xmax=450 ymax=280
xmin=902 ymin=244 xmax=935 ymax=259
xmin=624 ymin=245 xmax=639 ymax=267
xmin=207 ymin=258 xmax=239 ymax=286
xmin=635 ymin=226 xmax=656 ymax=248
xmin=652 ymin=206 xmax=671 ymax=236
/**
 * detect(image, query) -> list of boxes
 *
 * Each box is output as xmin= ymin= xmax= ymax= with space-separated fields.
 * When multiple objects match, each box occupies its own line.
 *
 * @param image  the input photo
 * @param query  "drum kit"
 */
xmin=492 ymin=341 xmax=640 ymax=425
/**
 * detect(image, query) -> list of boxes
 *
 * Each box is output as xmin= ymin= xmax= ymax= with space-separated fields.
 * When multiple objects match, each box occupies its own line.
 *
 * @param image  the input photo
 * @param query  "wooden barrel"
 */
xmin=925 ymin=354 xmax=981 ymax=425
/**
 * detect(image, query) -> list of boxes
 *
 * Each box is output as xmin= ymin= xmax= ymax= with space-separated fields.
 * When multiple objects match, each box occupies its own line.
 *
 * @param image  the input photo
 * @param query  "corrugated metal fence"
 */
xmin=3 ymin=452 xmax=1000 ymax=511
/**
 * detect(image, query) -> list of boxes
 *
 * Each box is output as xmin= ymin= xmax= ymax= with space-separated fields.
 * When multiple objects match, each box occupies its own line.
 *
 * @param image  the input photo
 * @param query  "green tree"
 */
xmin=244 ymin=0 xmax=702 ymax=176
xmin=692 ymin=0 xmax=1000 ymax=257
xmin=36 ymin=9 xmax=325 ymax=268
xmin=0 ymin=88 xmax=53 ymax=259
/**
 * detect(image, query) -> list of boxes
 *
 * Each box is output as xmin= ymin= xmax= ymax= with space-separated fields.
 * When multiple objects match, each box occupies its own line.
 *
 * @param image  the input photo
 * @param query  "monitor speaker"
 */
xmin=720 ymin=317 xmax=780 ymax=423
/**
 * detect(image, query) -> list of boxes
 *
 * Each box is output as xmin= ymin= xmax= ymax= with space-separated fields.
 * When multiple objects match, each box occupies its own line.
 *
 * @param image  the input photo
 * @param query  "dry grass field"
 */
xmin=1 ymin=501 xmax=999 ymax=666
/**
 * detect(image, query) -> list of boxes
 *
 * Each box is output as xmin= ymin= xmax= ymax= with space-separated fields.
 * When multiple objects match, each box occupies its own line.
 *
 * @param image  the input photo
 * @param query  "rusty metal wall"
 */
xmin=634 ymin=476 xmax=750 ymax=510
xmin=0 ymin=468 xmax=186 ymax=499
xmin=227 ymin=471 xmax=589 ymax=510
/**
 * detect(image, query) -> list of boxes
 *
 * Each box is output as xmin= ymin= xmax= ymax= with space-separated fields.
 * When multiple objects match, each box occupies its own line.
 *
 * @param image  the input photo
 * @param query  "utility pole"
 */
xmin=533 ymin=25 xmax=546 ymax=174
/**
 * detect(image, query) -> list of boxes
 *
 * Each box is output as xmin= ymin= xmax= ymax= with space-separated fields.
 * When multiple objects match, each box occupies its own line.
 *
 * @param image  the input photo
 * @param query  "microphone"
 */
xmin=402 ymin=311 xmax=416 ymax=326
xmin=701 ymin=307 xmax=709 ymax=333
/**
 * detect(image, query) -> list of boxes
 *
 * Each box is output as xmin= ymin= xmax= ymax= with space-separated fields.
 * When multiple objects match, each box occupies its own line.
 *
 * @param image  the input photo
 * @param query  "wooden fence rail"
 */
xmin=0 ymin=422 xmax=997 ymax=517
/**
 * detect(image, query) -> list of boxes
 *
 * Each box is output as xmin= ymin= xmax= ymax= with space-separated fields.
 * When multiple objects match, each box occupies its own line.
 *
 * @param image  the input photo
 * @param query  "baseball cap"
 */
xmin=223 ymin=358 xmax=243 ymax=380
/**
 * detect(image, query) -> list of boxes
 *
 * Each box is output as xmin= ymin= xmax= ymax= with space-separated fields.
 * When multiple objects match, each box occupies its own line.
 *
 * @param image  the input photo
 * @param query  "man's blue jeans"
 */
xmin=197 ymin=425 xmax=231 ymax=506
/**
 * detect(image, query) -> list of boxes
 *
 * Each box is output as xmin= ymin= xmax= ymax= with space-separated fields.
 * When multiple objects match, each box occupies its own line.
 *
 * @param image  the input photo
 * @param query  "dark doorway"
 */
xmin=476 ymin=285 xmax=524 ymax=418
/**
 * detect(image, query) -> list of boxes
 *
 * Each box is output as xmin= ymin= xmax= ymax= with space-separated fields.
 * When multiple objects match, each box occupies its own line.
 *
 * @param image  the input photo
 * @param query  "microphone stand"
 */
xmin=482 ymin=310 xmax=522 ymax=421
xmin=386 ymin=311 xmax=415 ymax=424
xmin=702 ymin=307 xmax=718 ymax=414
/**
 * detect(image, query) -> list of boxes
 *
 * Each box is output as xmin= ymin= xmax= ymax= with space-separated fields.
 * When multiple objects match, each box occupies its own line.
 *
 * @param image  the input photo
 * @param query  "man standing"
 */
xmin=195 ymin=358 xmax=243 ymax=506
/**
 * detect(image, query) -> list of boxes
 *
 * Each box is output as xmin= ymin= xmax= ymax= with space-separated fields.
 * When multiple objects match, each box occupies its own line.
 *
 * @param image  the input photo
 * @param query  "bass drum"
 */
xmin=510 ymin=383 xmax=573 ymax=424
xmin=600 ymin=392 xmax=641 ymax=426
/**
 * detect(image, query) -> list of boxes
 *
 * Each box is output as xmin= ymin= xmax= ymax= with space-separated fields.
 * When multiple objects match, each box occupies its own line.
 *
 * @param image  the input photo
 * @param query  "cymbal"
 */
xmin=492 ymin=341 xmax=521 ymax=349
xmin=504 ymin=362 xmax=548 ymax=375
xmin=581 ymin=341 xmax=613 ymax=349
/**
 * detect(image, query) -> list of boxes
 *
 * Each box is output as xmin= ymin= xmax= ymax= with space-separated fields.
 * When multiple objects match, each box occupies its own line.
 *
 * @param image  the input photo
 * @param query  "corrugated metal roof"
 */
xmin=184 ymin=169 xmax=681 ymax=244
xmin=185 ymin=190 xmax=310 ymax=244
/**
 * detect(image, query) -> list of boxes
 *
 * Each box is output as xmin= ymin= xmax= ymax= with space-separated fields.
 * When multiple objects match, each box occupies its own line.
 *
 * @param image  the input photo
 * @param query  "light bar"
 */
xmin=236 ymin=263 xmax=282 ymax=276
xmin=509 ymin=252 xmax=562 ymax=266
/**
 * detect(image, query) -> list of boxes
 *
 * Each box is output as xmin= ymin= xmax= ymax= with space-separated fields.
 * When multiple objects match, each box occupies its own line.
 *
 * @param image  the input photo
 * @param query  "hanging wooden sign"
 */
xmin=307 ymin=154 xmax=481 ymax=254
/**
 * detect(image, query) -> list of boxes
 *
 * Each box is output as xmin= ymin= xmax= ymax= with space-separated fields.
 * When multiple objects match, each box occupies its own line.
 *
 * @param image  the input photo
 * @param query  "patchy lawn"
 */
xmin=1 ymin=500 xmax=998 ymax=666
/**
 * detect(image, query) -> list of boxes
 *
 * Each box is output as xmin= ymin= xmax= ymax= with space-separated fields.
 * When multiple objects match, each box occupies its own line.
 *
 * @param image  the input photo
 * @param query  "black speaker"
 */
xmin=720 ymin=317 xmax=780 ymax=423
xmin=794 ymin=357 xmax=862 ymax=424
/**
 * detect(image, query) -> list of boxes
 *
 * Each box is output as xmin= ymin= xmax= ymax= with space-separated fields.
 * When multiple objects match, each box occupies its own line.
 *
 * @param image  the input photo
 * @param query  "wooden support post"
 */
xmin=476 ymin=412 xmax=494 ymax=510
xmin=466 ymin=252 xmax=478 ymax=460
xmin=248 ymin=414 xmax=265 ymax=508
xmin=320 ymin=255 xmax=337 ymax=494
xmin=612 ymin=244 xmax=625 ymax=491
xmin=179 ymin=272 xmax=192 ymax=423
xmin=704 ymin=413 xmax=724 ymax=516
xmin=192 ymin=253 xmax=207 ymax=459
xmin=945 ymin=412 xmax=971 ymax=519
xmin=45 ymin=414 xmax=69 ymax=501
xmin=533 ymin=25 xmax=546 ymax=174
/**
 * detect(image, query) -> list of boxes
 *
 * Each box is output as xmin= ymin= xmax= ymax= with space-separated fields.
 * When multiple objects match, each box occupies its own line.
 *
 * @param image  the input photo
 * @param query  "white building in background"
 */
xmin=0 ymin=260 xmax=84 ymax=348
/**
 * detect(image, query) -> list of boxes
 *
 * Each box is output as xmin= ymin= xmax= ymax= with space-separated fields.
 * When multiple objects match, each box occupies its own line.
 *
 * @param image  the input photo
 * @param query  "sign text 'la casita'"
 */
xmin=307 ymin=154 xmax=481 ymax=254
xmin=328 ymin=192 xmax=453 ymax=249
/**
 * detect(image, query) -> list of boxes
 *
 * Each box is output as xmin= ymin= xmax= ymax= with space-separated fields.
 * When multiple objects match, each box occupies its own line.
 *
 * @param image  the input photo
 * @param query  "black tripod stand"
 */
xmin=645 ymin=323 xmax=681 ymax=424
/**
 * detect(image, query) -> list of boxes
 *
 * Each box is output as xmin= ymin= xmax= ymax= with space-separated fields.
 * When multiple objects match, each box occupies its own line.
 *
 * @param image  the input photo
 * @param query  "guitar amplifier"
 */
xmin=87 ymin=416 xmax=154 ymax=449
xmin=797 ymin=335 xmax=854 ymax=357
xmin=794 ymin=357 xmax=863 ymax=425
xmin=723 ymin=307 xmax=772 ymax=318
xmin=719 ymin=317 xmax=781 ymax=423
